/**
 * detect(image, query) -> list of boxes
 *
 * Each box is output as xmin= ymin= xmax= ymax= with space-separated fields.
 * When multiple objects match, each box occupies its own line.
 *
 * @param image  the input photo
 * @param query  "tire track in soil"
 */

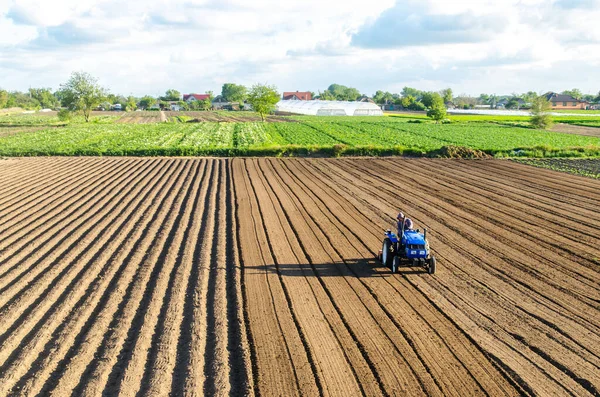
xmin=243 ymin=158 xmax=328 ymax=396
xmin=232 ymin=158 xmax=318 ymax=397
xmin=250 ymin=158 xmax=380 ymax=397
xmin=225 ymin=159 xmax=253 ymax=396
xmin=256 ymin=158 xmax=438 ymax=396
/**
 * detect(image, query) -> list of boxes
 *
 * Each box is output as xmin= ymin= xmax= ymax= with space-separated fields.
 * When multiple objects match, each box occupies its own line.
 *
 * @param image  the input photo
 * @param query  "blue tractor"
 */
xmin=378 ymin=218 xmax=436 ymax=274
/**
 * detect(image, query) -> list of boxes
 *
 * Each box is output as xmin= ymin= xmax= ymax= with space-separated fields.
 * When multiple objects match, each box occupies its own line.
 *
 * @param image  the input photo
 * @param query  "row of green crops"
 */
xmin=1 ymin=117 xmax=599 ymax=157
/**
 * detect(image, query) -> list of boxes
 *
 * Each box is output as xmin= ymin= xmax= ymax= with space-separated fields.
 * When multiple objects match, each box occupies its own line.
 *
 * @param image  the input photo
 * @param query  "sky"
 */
xmin=1 ymin=0 xmax=599 ymax=97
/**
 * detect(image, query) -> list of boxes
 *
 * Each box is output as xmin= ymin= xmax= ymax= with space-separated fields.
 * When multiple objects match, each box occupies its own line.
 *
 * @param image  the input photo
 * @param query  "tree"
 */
xmin=582 ymin=94 xmax=595 ymax=103
xmin=561 ymin=88 xmax=582 ymax=100
xmin=160 ymin=89 xmax=181 ymax=101
xmin=522 ymin=91 xmax=537 ymax=105
xmin=221 ymin=83 xmax=247 ymax=103
xmin=177 ymin=100 xmax=190 ymax=111
xmin=139 ymin=95 xmax=155 ymax=110
xmin=401 ymin=87 xmax=423 ymax=99
xmin=29 ymin=88 xmax=59 ymax=109
xmin=421 ymin=92 xmax=436 ymax=108
xmin=408 ymin=101 xmax=426 ymax=111
xmin=59 ymin=72 xmax=107 ymax=122
xmin=530 ymin=95 xmax=553 ymax=129
xmin=0 ymin=90 xmax=7 ymax=108
xmin=400 ymin=95 xmax=415 ymax=108
xmin=325 ymin=84 xmax=361 ymax=101
xmin=454 ymin=95 xmax=477 ymax=109
xmin=595 ymin=90 xmax=600 ymax=103
xmin=373 ymin=90 xmax=394 ymax=104
xmin=317 ymin=90 xmax=336 ymax=101
xmin=247 ymin=84 xmax=279 ymax=122
xmin=198 ymin=98 xmax=212 ymax=111
xmin=505 ymin=98 xmax=520 ymax=109
xmin=126 ymin=96 xmax=137 ymax=112
xmin=440 ymin=88 xmax=453 ymax=103
xmin=426 ymin=93 xmax=447 ymax=122
xmin=5 ymin=91 xmax=41 ymax=110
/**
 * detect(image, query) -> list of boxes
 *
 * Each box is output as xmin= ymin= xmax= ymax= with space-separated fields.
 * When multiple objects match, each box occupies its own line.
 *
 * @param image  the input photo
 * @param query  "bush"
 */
xmin=57 ymin=109 xmax=72 ymax=122
xmin=530 ymin=96 xmax=553 ymax=130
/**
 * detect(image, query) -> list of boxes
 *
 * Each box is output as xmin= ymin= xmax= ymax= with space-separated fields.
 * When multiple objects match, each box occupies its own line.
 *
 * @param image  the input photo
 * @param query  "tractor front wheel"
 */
xmin=428 ymin=256 xmax=436 ymax=274
xmin=382 ymin=238 xmax=394 ymax=268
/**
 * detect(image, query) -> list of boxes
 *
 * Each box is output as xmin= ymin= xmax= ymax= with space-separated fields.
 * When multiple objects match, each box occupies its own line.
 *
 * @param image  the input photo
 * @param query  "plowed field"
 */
xmin=0 ymin=157 xmax=598 ymax=396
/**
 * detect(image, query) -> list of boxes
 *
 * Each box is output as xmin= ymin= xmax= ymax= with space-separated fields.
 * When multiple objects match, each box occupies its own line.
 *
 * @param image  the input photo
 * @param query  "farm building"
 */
xmin=212 ymin=95 xmax=230 ymax=109
xmin=282 ymin=91 xmax=312 ymax=100
xmin=277 ymin=100 xmax=383 ymax=116
xmin=544 ymin=92 xmax=588 ymax=109
xmin=183 ymin=94 xmax=210 ymax=103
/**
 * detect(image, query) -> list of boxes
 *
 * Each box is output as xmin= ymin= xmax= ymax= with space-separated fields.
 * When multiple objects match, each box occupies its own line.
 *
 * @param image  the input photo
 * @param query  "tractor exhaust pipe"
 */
xmin=424 ymin=228 xmax=427 ymax=240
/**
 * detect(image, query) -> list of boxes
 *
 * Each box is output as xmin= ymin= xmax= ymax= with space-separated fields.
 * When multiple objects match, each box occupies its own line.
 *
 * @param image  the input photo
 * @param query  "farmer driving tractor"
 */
xmin=381 ymin=210 xmax=436 ymax=274
xmin=396 ymin=212 xmax=414 ymax=234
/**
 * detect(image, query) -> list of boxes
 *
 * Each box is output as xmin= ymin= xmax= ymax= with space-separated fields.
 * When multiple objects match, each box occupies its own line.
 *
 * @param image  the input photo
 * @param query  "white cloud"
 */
xmin=0 ymin=0 xmax=599 ymax=96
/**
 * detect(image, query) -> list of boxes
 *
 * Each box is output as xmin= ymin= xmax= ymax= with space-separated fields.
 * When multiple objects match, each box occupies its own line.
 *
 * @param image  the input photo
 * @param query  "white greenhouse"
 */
xmin=276 ymin=100 xmax=384 ymax=116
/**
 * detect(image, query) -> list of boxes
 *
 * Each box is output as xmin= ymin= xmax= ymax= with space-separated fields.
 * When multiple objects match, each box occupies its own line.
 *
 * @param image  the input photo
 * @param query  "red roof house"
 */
xmin=283 ymin=91 xmax=312 ymax=101
xmin=183 ymin=94 xmax=211 ymax=102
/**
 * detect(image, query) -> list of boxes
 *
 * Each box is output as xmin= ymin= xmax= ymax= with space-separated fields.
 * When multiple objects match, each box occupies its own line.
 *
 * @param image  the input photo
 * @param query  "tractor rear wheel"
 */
xmin=392 ymin=256 xmax=400 ymax=274
xmin=382 ymin=238 xmax=394 ymax=268
xmin=428 ymin=256 xmax=436 ymax=274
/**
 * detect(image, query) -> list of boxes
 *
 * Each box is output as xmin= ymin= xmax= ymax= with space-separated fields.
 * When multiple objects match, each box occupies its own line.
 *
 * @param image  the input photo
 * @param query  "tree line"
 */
xmin=0 ymin=72 xmax=280 ymax=122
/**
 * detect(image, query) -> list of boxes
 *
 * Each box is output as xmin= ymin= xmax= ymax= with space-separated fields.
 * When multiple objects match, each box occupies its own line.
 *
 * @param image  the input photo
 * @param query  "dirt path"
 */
xmin=552 ymin=123 xmax=600 ymax=137
xmin=0 ymin=157 xmax=598 ymax=396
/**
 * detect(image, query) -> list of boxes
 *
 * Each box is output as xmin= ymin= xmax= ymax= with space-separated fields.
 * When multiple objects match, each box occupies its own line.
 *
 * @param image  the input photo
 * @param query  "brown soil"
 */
xmin=552 ymin=123 xmax=600 ymax=137
xmin=0 ymin=126 xmax=49 ymax=137
xmin=435 ymin=145 xmax=492 ymax=159
xmin=0 ymin=158 xmax=598 ymax=396
xmin=115 ymin=112 xmax=162 ymax=124
xmin=166 ymin=111 xmax=294 ymax=123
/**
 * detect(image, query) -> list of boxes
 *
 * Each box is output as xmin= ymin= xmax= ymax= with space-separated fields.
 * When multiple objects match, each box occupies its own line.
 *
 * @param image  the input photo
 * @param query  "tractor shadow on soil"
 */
xmin=248 ymin=257 xmax=429 ymax=277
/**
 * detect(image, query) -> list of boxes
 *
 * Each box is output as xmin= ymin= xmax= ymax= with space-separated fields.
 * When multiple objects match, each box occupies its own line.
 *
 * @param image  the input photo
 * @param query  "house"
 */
xmin=212 ymin=95 xmax=231 ymax=110
xmin=183 ymin=94 xmax=211 ymax=103
xmin=169 ymin=101 xmax=182 ymax=111
xmin=544 ymin=92 xmax=588 ymax=110
xmin=282 ymin=91 xmax=312 ymax=101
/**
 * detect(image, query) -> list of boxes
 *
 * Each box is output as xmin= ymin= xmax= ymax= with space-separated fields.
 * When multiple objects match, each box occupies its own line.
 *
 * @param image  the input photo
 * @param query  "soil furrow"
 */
xmin=4 ymin=159 xmax=178 ymax=396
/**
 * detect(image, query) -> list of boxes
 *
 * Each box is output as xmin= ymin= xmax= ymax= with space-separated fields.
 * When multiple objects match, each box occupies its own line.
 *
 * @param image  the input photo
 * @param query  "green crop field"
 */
xmin=0 ymin=111 xmax=599 ymax=157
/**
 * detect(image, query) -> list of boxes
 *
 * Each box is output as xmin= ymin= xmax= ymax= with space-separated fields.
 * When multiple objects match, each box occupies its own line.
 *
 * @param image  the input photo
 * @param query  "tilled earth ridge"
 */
xmin=0 ymin=157 xmax=598 ymax=396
